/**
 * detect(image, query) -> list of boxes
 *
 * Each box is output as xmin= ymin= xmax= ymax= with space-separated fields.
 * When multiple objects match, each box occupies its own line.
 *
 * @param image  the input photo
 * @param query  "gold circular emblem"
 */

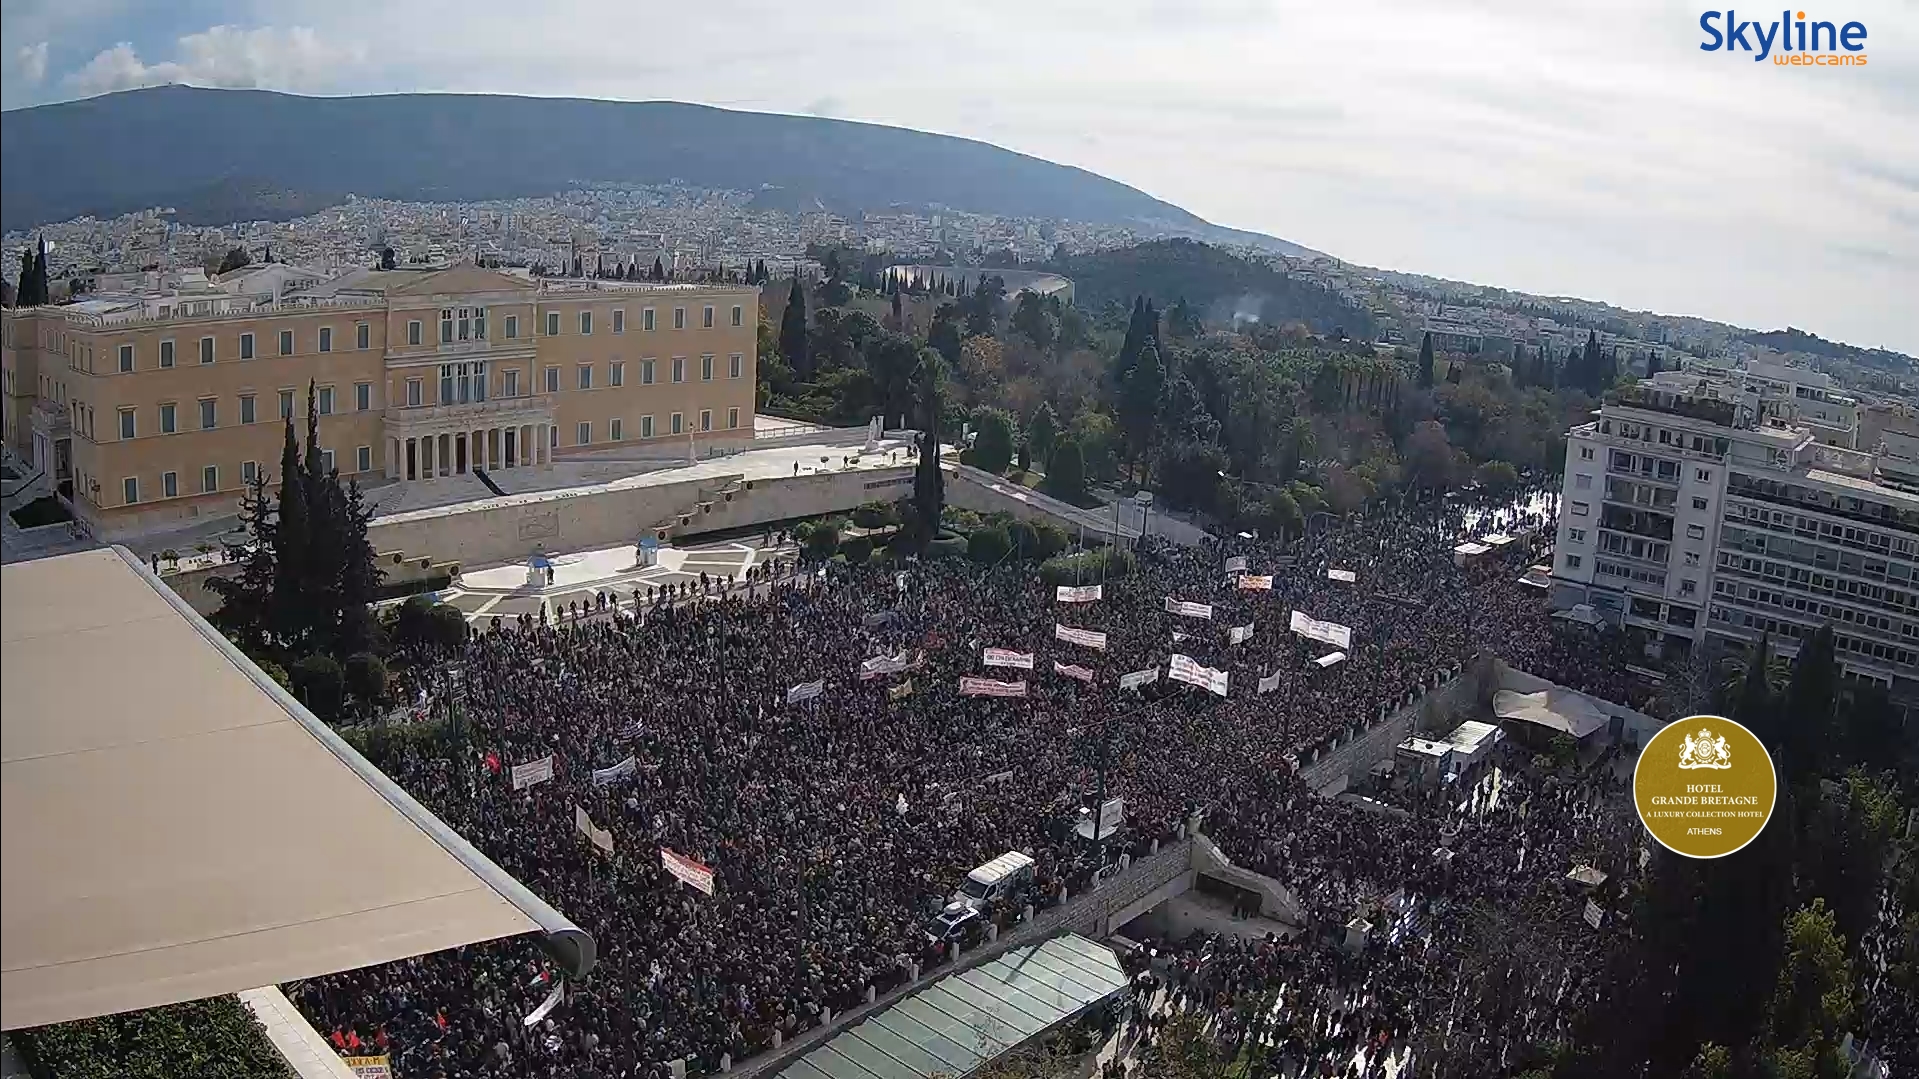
xmin=1633 ymin=713 xmax=1777 ymax=859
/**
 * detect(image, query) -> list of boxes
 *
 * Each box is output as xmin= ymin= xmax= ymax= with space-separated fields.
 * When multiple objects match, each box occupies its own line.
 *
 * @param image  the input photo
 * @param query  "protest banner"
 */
xmin=1053 ymin=660 xmax=1095 ymax=683
xmin=661 ymin=847 xmax=716 ymax=895
xmin=512 ymin=755 xmax=554 ymax=791
xmin=1238 ymin=575 xmax=1274 ymax=591
xmin=1119 ymin=668 xmax=1160 ymax=690
xmin=982 ymin=648 xmax=1036 ymax=670
xmin=1054 ymin=624 xmax=1108 ymax=651
xmin=1168 ymin=654 xmax=1230 ymax=697
xmin=960 ymin=676 xmax=1028 ymax=698
xmin=786 ymin=679 xmax=825 ymax=704
xmin=1055 ymin=584 xmax=1102 ymax=603
xmin=591 ymin=756 xmax=637 ymax=786
xmin=1289 ymin=610 xmax=1353 ymax=650
xmin=1163 ymin=597 xmax=1214 ymax=620
xmin=1228 ymin=623 xmax=1254 ymax=645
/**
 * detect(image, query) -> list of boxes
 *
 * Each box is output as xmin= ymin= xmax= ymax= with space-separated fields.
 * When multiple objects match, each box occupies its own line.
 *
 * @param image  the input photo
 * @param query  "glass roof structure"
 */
xmin=777 ymin=934 xmax=1126 ymax=1079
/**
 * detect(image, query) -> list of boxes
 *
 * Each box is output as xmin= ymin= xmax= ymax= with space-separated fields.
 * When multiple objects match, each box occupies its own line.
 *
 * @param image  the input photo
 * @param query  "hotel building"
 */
xmin=2 ymin=264 xmax=758 ymax=538
xmin=1551 ymin=367 xmax=1919 ymax=700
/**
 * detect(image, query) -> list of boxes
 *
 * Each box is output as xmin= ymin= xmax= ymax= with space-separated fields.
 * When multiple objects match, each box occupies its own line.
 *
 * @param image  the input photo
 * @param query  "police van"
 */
xmin=949 ymin=850 xmax=1036 ymax=914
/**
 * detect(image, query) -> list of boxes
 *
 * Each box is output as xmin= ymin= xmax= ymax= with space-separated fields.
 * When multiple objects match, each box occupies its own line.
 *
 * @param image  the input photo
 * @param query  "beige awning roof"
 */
xmin=1493 ymin=688 xmax=1610 ymax=740
xmin=2 ymin=548 xmax=591 ymax=1030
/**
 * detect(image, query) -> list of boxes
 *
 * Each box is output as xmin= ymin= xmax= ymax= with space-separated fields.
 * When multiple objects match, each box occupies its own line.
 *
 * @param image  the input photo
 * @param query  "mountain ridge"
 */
xmin=0 ymin=86 xmax=1315 ymax=257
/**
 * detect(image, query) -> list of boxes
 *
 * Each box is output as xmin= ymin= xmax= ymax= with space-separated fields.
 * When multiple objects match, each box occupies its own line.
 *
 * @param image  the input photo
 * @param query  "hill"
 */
xmin=1743 ymin=327 xmax=1915 ymax=373
xmin=1049 ymin=239 xmax=1373 ymax=338
xmin=0 ymin=86 xmax=1306 ymax=256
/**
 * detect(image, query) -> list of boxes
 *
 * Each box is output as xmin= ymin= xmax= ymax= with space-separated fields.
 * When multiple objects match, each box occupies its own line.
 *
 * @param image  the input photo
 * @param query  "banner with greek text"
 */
xmin=512 ymin=755 xmax=555 ymax=791
xmin=1327 ymin=568 xmax=1357 ymax=583
xmin=1238 ymin=575 xmax=1274 ymax=592
xmin=1055 ymin=584 xmax=1102 ymax=603
xmin=1054 ymin=660 xmax=1095 ymax=683
xmin=1163 ymin=597 xmax=1214 ymax=620
xmin=591 ymin=756 xmax=637 ymax=786
xmin=1257 ymin=669 xmax=1282 ymax=694
xmin=960 ymin=676 xmax=1029 ymax=698
xmin=1168 ymin=654 xmax=1230 ymax=697
xmin=983 ymin=648 xmax=1036 ymax=670
xmin=1289 ymin=610 xmax=1353 ymax=650
xmin=1224 ymin=555 xmax=1248 ymax=574
xmin=1054 ymin=624 xmax=1108 ymax=651
xmin=1229 ymin=623 xmax=1254 ymax=645
xmin=889 ymin=679 xmax=915 ymax=701
xmin=342 ymin=1057 xmax=391 ymax=1079
xmin=661 ymin=847 xmax=716 ymax=895
xmin=1119 ymin=667 xmax=1160 ymax=690
xmin=786 ymin=679 xmax=825 ymax=704
xmin=860 ymin=649 xmax=921 ymax=680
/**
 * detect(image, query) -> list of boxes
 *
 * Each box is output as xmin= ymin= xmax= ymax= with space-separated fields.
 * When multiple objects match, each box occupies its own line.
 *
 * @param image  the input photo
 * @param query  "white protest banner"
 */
xmin=1054 ymin=660 xmax=1096 ymax=683
xmin=1119 ymin=667 xmax=1160 ymax=690
xmin=1229 ymin=623 xmax=1254 ymax=645
xmin=861 ymin=610 xmax=900 ymax=628
xmin=960 ymin=676 xmax=1029 ymax=698
xmin=1289 ymin=610 xmax=1353 ymax=650
xmin=860 ymin=650 xmax=921 ymax=680
xmin=1163 ymin=597 xmax=1215 ymax=620
xmin=786 ymin=679 xmax=825 ymax=704
xmin=888 ymin=679 xmax=915 ymax=701
xmin=573 ymin=805 xmax=614 ymax=855
xmin=1054 ymin=624 xmax=1108 ymax=651
xmin=1224 ymin=555 xmax=1249 ymax=574
xmin=512 ymin=755 xmax=555 ymax=791
xmin=1238 ymin=575 xmax=1274 ymax=592
xmin=1328 ymin=568 xmax=1357 ymax=583
xmin=1257 ymin=669 xmax=1283 ymax=694
xmin=522 ymin=983 xmax=565 ymax=1027
xmin=982 ymin=647 xmax=1036 ymax=670
xmin=896 ymin=571 xmax=909 ymax=593
xmin=1055 ymin=584 xmax=1102 ymax=603
xmin=1168 ymin=654 xmax=1230 ymax=697
xmin=661 ymin=847 xmax=717 ymax=895
xmin=591 ymin=756 xmax=638 ymax=786
xmin=1583 ymin=899 xmax=1604 ymax=929
xmin=1314 ymin=651 xmax=1348 ymax=668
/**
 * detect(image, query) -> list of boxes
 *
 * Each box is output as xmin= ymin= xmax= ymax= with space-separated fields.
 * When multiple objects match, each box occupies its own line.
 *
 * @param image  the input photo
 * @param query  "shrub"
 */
xmin=15 ymin=997 xmax=294 ymax=1079
xmin=289 ymin=653 xmax=345 ymax=719
xmin=1041 ymin=437 xmax=1087 ymax=504
xmin=967 ymin=526 xmax=1013 ymax=564
xmin=1039 ymin=547 xmax=1136 ymax=585
xmin=841 ymin=535 xmax=874 ymax=564
xmin=928 ymin=535 xmax=968 ymax=560
xmin=1007 ymin=520 xmax=1069 ymax=560
xmin=851 ymin=501 xmax=900 ymax=529
xmin=801 ymin=521 xmax=842 ymax=560
xmin=255 ymin=659 xmax=292 ymax=691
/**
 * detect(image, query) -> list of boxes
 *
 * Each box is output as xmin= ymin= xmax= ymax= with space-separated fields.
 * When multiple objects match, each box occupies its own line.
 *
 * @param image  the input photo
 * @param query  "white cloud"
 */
xmin=14 ymin=41 xmax=48 ymax=84
xmin=65 ymin=25 xmax=364 ymax=97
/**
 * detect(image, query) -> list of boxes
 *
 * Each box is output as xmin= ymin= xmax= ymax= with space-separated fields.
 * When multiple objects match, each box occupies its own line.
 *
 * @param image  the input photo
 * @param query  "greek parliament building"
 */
xmin=1 ymin=263 xmax=758 ymax=538
xmin=1550 ymin=364 xmax=1919 ymax=700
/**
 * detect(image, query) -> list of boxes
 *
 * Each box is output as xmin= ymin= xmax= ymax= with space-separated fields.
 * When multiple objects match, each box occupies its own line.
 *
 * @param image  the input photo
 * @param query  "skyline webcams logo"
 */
xmin=1700 ymin=10 xmax=1870 ymax=65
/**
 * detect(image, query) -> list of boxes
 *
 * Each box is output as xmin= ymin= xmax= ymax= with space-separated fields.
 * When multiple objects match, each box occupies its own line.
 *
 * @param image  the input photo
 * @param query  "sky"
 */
xmin=2 ymin=0 xmax=1914 ymax=353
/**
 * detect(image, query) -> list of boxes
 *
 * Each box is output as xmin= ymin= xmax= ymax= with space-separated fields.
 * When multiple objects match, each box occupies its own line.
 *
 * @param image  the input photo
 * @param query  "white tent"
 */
xmin=1493 ymin=688 xmax=1610 ymax=739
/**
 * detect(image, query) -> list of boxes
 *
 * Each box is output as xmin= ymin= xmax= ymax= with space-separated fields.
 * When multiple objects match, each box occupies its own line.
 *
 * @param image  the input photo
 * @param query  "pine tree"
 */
xmin=1417 ymin=332 xmax=1436 ymax=388
xmin=207 ymin=470 xmax=282 ymax=656
xmin=780 ymin=277 xmax=810 ymax=378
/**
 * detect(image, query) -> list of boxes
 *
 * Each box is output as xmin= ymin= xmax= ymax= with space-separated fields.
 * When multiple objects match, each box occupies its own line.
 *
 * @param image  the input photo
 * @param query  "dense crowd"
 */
xmin=291 ymin=486 xmax=1667 ymax=1079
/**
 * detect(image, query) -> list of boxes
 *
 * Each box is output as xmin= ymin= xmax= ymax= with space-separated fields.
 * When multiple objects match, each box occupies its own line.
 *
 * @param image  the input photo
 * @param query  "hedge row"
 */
xmin=14 ymin=997 xmax=293 ymax=1079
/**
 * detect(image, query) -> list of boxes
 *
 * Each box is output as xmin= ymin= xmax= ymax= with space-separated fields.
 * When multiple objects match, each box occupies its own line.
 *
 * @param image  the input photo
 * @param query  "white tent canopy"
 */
xmin=1493 ymin=688 xmax=1610 ymax=739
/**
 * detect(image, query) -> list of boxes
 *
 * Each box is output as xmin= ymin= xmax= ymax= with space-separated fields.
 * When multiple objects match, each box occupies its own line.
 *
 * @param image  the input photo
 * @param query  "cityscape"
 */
xmin=0 ymin=9 xmax=1913 ymax=1079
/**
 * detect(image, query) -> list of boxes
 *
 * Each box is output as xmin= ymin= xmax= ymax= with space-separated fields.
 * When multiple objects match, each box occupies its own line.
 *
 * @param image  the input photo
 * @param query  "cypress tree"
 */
xmin=780 ymin=277 xmax=810 ymax=377
xmin=1583 ymin=330 xmax=1602 ymax=393
xmin=273 ymin=415 xmax=310 ymax=650
xmin=653 ymin=256 xmax=665 ymax=281
xmin=15 ymin=249 xmax=35 ymax=306
xmin=913 ymin=357 xmax=945 ymax=550
xmin=1417 ymin=332 xmax=1436 ymax=388
xmin=31 ymin=239 xmax=50 ymax=305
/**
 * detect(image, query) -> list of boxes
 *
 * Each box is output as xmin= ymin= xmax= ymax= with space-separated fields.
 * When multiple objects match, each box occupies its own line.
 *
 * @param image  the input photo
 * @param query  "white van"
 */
xmin=950 ymin=850 xmax=1036 ymax=912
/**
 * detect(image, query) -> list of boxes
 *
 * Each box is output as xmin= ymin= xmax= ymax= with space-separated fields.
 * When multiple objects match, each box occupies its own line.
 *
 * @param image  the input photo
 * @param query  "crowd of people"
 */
xmin=290 ymin=485 xmax=1679 ymax=1079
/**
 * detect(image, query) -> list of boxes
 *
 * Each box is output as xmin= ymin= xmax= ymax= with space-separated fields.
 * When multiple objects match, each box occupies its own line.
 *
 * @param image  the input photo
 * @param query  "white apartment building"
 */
xmin=1552 ymin=375 xmax=1919 ymax=700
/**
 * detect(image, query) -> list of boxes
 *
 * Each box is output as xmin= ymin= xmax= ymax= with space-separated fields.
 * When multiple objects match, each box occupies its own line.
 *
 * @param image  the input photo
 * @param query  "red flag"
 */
xmin=435 ymin=1011 xmax=449 ymax=1032
xmin=376 ymin=1029 xmax=390 ymax=1051
xmin=330 ymin=1030 xmax=347 ymax=1050
xmin=485 ymin=752 xmax=501 ymax=773
xmin=346 ymin=1030 xmax=361 ymax=1051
